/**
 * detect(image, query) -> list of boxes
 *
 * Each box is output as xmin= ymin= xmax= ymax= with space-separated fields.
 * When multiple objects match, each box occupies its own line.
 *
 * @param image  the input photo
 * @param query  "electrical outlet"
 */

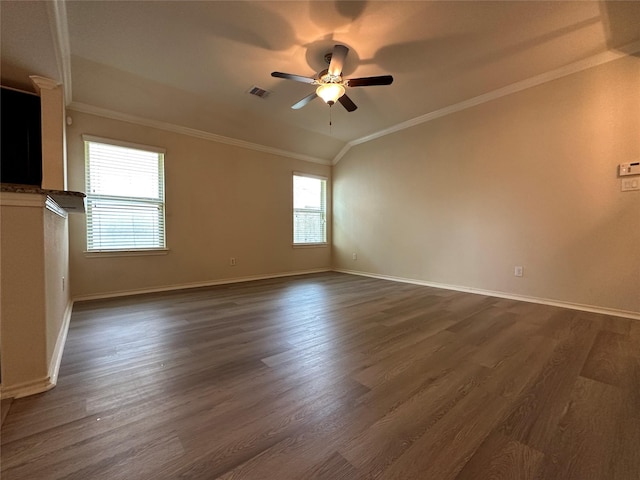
xmin=230 ymin=257 xmax=236 ymax=266
xmin=514 ymin=266 xmax=524 ymax=277
xmin=352 ymin=253 xmax=357 ymax=260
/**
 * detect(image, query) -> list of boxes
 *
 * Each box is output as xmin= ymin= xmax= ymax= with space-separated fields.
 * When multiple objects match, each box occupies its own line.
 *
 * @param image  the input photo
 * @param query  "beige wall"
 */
xmin=333 ymin=57 xmax=640 ymax=315
xmin=0 ymin=196 xmax=70 ymax=396
xmin=66 ymin=112 xmax=331 ymax=299
xmin=0 ymin=201 xmax=48 ymax=389
xmin=44 ymin=207 xmax=70 ymax=361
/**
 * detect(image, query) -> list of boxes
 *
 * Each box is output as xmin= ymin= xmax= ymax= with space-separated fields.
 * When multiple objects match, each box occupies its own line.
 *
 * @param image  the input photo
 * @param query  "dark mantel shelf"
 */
xmin=1 ymin=183 xmax=86 ymax=213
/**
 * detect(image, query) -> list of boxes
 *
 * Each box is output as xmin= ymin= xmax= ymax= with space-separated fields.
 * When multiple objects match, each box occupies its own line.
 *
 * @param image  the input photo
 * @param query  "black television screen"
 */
xmin=1 ymin=87 xmax=42 ymax=186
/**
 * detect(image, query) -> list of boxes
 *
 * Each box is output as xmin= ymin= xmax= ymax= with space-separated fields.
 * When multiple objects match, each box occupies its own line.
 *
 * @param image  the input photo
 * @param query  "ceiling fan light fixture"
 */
xmin=316 ymin=83 xmax=345 ymax=105
xmin=273 ymin=44 xmax=392 ymax=112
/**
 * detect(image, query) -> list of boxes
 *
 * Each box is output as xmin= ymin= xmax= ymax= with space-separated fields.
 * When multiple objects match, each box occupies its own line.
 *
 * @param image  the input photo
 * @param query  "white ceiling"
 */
xmin=2 ymin=1 xmax=639 ymax=163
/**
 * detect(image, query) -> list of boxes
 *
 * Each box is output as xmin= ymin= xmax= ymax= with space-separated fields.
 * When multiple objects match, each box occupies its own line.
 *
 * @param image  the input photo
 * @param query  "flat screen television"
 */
xmin=1 ymin=86 xmax=42 ymax=186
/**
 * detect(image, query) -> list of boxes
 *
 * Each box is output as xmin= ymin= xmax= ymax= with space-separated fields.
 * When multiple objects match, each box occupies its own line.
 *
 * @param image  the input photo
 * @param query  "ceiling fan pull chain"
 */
xmin=329 ymin=104 xmax=333 ymax=134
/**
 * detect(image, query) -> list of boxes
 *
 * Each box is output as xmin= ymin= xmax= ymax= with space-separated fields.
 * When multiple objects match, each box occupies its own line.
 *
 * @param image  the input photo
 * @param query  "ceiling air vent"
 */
xmin=247 ymin=85 xmax=270 ymax=99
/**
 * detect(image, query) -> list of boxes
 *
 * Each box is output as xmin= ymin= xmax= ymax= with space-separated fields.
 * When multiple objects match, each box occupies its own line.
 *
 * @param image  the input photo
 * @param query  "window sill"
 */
xmin=292 ymin=243 xmax=329 ymax=249
xmin=84 ymin=248 xmax=170 ymax=258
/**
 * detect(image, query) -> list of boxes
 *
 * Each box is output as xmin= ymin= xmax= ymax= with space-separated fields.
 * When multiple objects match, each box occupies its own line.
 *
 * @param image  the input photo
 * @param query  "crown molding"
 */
xmin=332 ymin=144 xmax=352 ymax=166
xmin=46 ymin=0 xmax=72 ymax=106
xmin=68 ymin=102 xmax=332 ymax=166
xmin=332 ymin=41 xmax=640 ymax=165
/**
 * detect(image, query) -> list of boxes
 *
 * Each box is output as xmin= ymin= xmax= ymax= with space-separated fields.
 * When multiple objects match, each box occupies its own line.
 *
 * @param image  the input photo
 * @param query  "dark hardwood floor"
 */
xmin=1 ymin=272 xmax=638 ymax=479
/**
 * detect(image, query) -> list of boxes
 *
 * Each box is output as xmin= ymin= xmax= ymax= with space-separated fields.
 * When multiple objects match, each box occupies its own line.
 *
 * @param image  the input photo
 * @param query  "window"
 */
xmin=84 ymin=135 xmax=166 ymax=251
xmin=293 ymin=173 xmax=327 ymax=244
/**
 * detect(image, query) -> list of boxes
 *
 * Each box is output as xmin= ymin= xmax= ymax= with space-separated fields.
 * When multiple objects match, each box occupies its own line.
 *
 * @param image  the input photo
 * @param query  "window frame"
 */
xmin=83 ymin=135 xmax=167 ymax=254
xmin=292 ymin=172 xmax=328 ymax=247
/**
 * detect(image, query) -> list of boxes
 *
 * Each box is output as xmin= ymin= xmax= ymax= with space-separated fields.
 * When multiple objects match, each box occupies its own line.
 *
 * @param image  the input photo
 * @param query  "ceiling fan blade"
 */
xmin=347 ymin=75 xmax=394 ymax=87
xmin=328 ymin=45 xmax=349 ymax=77
xmin=271 ymin=72 xmax=316 ymax=84
xmin=338 ymin=94 xmax=357 ymax=112
xmin=292 ymin=92 xmax=318 ymax=110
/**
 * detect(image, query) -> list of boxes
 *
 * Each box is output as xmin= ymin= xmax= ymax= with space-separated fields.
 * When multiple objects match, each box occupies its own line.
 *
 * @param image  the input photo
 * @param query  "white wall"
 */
xmin=66 ymin=111 xmax=332 ymax=299
xmin=333 ymin=56 xmax=640 ymax=316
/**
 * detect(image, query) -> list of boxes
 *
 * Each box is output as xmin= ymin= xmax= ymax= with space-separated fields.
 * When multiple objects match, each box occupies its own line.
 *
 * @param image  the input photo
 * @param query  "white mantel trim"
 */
xmin=68 ymin=102 xmax=332 ymax=166
xmin=0 ymin=192 xmax=46 ymax=208
xmin=45 ymin=196 xmax=68 ymax=218
xmin=30 ymin=75 xmax=60 ymax=92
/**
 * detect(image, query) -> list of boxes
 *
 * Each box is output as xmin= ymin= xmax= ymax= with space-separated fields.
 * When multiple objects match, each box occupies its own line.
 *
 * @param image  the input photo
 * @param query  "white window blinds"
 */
xmin=84 ymin=136 xmax=166 ymax=251
xmin=293 ymin=174 xmax=327 ymax=244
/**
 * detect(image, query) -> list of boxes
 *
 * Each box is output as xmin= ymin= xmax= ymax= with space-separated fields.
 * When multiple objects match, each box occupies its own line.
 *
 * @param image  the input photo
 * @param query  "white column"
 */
xmin=30 ymin=76 xmax=66 ymax=190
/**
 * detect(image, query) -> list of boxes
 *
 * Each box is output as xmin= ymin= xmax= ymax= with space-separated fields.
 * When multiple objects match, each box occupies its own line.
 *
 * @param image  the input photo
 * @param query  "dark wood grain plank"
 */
xmin=455 ymin=433 xmax=544 ymax=480
xmin=304 ymin=452 xmax=359 ymax=480
xmin=495 ymin=311 xmax=600 ymax=452
xmin=534 ymin=376 xmax=625 ymax=480
xmin=375 ymin=388 xmax=509 ymax=480
xmin=340 ymin=354 xmax=491 ymax=476
xmin=581 ymin=330 xmax=632 ymax=387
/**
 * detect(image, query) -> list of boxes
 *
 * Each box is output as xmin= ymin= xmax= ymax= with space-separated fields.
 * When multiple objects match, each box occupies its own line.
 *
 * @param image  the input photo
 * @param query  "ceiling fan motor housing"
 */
xmin=271 ymin=44 xmax=393 ymax=112
xmin=318 ymin=69 xmax=342 ymax=84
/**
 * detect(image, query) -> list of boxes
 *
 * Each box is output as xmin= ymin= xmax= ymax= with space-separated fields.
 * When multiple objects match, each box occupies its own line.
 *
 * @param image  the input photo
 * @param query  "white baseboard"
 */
xmin=333 ymin=268 xmax=640 ymax=321
xmin=72 ymin=268 xmax=332 ymax=302
xmin=0 ymin=300 xmax=73 ymax=400
xmin=0 ymin=376 xmax=56 ymax=400
xmin=48 ymin=300 xmax=73 ymax=385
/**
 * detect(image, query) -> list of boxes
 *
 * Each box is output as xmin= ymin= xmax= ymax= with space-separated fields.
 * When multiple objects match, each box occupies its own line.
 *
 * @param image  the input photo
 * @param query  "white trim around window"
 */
xmin=293 ymin=172 xmax=328 ymax=246
xmin=83 ymin=135 xmax=167 ymax=252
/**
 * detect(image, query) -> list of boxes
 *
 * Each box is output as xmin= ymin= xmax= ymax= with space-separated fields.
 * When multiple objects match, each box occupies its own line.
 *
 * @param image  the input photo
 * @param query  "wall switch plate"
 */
xmin=621 ymin=178 xmax=640 ymax=191
xmin=230 ymin=257 xmax=236 ymax=266
xmin=619 ymin=162 xmax=640 ymax=176
xmin=514 ymin=266 xmax=524 ymax=277
xmin=352 ymin=253 xmax=357 ymax=260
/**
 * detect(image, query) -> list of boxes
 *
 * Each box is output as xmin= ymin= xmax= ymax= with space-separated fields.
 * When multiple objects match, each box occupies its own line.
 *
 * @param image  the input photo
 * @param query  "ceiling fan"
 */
xmin=271 ymin=44 xmax=393 ymax=112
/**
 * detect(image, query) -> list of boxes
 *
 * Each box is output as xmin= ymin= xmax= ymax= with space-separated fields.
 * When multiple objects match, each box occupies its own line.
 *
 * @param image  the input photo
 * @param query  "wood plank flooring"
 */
xmin=1 ymin=272 xmax=638 ymax=479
